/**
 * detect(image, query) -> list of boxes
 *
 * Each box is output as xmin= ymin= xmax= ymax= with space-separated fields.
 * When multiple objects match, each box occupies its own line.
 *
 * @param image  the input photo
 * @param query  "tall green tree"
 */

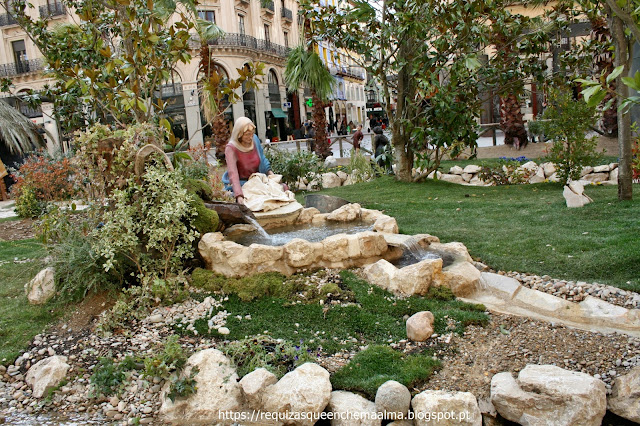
xmin=284 ymin=45 xmax=335 ymax=159
xmin=5 ymin=0 xmax=194 ymax=135
xmin=308 ymin=0 xmax=551 ymax=181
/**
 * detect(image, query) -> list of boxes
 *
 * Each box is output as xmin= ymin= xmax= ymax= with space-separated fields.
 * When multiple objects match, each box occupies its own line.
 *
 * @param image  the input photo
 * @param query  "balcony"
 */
xmin=335 ymin=66 xmax=365 ymax=81
xmin=0 ymin=59 xmax=45 ymax=77
xmin=39 ymin=2 xmax=66 ymax=18
xmin=281 ymin=7 xmax=292 ymax=21
xmin=262 ymin=1 xmax=274 ymax=14
xmin=0 ymin=13 xmax=17 ymax=26
xmin=207 ymin=33 xmax=290 ymax=58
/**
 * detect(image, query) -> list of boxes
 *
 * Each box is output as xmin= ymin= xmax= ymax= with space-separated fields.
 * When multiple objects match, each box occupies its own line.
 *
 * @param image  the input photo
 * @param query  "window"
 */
xmin=283 ymin=31 xmax=288 ymax=48
xmin=238 ymin=15 xmax=245 ymax=35
xmin=12 ymin=40 xmax=28 ymax=73
xmin=264 ymin=24 xmax=270 ymax=43
xmin=198 ymin=10 xmax=215 ymax=23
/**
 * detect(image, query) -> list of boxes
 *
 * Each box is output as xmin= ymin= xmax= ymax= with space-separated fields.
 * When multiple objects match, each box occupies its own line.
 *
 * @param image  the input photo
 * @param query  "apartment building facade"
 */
xmin=0 ymin=0 xmax=308 ymax=148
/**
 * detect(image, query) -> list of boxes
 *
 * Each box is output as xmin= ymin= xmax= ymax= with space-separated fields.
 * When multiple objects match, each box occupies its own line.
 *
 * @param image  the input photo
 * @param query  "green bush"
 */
xmin=92 ymin=162 xmax=200 ymax=281
xmin=144 ymin=335 xmax=188 ymax=378
xmin=265 ymin=148 xmax=324 ymax=191
xmin=347 ymin=150 xmax=377 ymax=183
xmin=540 ymin=89 xmax=602 ymax=185
xmin=15 ymin=186 xmax=45 ymax=218
xmin=478 ymin=157 xmax=534 ymax=185
xmin=221 ymin=335 xmax=315 ymax=378
xmin=90 ymin=355 xmax=137 ymax=396
xmin=330 ymin=345 xmax=440 ymax=398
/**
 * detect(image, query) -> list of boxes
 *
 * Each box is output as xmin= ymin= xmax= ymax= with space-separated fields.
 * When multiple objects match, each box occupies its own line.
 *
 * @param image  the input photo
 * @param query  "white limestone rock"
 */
xmin=449 ymin=165 xmax=464 ymax=175
xmin=427 ymin=170 xmax=442 ymax=180
xmin=528 ymin=167 xmax=546 ymax=184
xmin=284 ymin=238 xmax=323 ymax=268
xmin=375 ymin=380 xmax=411 ymax=420
xmin=328 ymin=391 xmax=380 ymax=426
xmin=25 ymin=268 xmax=56 ymax=305
xmin=608 ymin=366 xmax=640 ymax=423
xmin=322 ymin=172 xmax=343 ymax=189
xmin=412 ymin=390 xmax=482 ymax=425
xmin=520 ymin=161 xmax=538 ymax=172
xmin=159 ymin=349 xmax=243 ymax=424
xmin=26 ymin=356 xmax=70 ymax=398
xmin=542 ymin=162 xmax=556 ymax=177
xmin=581 ymin=172 xmax=609 ymax=183
xmin=239 ymin=368 xmax=278 ymax=409
xmin=580 ymin=166 xmax=594 ymax=177
xmin=262 ymin=363 xmax=332 ymax=426
xmin=374 ymin=216 xmax=399 ymax=234
xmin=324 ymin=156 xmax=338 ymax=169
xmin=463 ymin=165 xmax=482 ymax=174
xmin=406 ymin=311 xmax=435 ymax=342
xmin=296 ymin=207 xmax=321 ymax=224
xmin=593 ymin=164 xmax=611 ymax=173
xmin=337 ymin=170 xmax=349 ymax=182
xmin=440 ymin=174 xmax=466 ymax=185
xmin=461 ymin=173 xmax=473 ymax=182
xmin=490 ymin=364 xmax=606 ymax=426
xmin=327 ymin=203 xmax=361 ymax=222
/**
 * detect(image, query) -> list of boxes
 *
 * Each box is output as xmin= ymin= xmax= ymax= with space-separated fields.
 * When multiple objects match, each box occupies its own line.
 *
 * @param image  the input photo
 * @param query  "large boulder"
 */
xmin=528 ymin=167 xmax=546 ymax=184
xmin=563 ymin=184 xmax=592 ymax=208
xmin=608 ymin=366 xmax=640 ymax=423
xmin=364 ymin=258 xmax=442 ymax=297
xmin=436 ymin=260 xmax=480 ymax=297
xmin=374 ymin=216 xmax=399 ymax=234
xmin=327 ymin=203 xmax=362 ymax=222
xmin=440 ymin=174 xmax=466 ymax=185
xmin=406 ymin=311 xmax=435 ymax=342
xmin=239 ymin=368 xmax=278 ymax=410
xmin=25 ymin=267 xmax=56 ymax=305
xmin=284 ymin=239 xmax=323 ymax=268
xmin=490 ymin=364 xmax=606 ymax=426
xmin=328 ymin=390 xmax=380 ymax=426
xmin=262 ymin=363 xmax=332 ymax=426
xmin=26 ymin=355 xmax=70 ymax=398
xmin=542 ymin=162 xmax=556 ymax=177
xmin=322 ymin=172 xmax=343 ymax=189
xmin=159 ymin=349 xmax=243 ymax=424
xmin=412 ymin=390 xmax=482 ymax=425
xmin=375 ymin=380 xmax=411 ymax=420
xmin=581 ymin=172 xmax=609 ymax=183
xmin=449 ymin=166 xmax=464 ymax=175
xmin=463 ymin=165 xmax=482 ymax=174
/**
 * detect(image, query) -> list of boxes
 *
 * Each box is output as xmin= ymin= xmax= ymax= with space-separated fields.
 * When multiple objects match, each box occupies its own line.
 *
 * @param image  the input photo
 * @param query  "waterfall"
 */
xmin=243 ymin=214 xmax=271 ymax=241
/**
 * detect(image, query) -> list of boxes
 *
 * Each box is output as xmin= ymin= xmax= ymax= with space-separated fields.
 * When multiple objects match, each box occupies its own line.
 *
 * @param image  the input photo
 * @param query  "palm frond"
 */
xmin=285 ymin=46 xmax=335 ymax=101
xmin=0 ymin=100 xmax=46 ymax=155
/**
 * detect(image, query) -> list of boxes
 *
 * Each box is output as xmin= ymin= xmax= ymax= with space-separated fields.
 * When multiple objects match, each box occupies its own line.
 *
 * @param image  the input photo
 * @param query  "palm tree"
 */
xmin=284 ymin=45 xmax=335 ymax=158
xmin=0 ymin=99 xmax=45 ymax=155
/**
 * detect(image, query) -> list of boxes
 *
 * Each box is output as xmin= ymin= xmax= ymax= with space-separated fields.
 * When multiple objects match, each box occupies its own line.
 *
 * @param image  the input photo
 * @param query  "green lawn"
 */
xmin=0 ymin=239 xmax=61 ymax=363
xmin=306 ymin=177 xmax=640 ymax=292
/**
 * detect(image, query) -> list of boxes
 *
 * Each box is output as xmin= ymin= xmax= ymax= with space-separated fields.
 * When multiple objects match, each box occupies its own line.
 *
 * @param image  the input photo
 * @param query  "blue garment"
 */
xmin=222 ymin=134 xmax=272 ymax=193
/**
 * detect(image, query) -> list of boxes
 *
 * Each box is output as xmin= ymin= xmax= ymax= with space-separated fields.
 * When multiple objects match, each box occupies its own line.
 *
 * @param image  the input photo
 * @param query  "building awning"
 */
xmin=271 ymin=108 xmax=287 ymax=118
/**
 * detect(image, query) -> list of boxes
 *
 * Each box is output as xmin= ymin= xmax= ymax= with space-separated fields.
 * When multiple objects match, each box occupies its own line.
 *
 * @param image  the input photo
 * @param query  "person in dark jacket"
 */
xmin=373 ymin=126 xmax=391 ymax=170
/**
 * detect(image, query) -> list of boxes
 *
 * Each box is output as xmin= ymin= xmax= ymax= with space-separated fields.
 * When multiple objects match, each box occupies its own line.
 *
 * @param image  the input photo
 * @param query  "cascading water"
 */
xmin=230 ymin=220 xmax=374 ymax=246
xmin=392 ymin=237 xmax=454 ymax=268
xmin=242 ymin=214 xmax=272 ymax=241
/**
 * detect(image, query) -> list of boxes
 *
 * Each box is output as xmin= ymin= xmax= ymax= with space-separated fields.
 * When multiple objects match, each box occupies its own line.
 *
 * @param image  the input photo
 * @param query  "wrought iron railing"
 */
xmin=336 ymin=66 xmax=365 ymax=80
xmin=281 ymin=7 xmax=292 ymax=20
xmin=39 ymin=2 xmax=66 ymax=17
xmin=207 ymin=33 xmax=290 ymax=58
xmin=0 ymin=13 xmax=17 ymax=26
xmin=262 ymin=1 xmax=274 ymax=12
xmin=0 ymin=59 xmax=44 ymax=77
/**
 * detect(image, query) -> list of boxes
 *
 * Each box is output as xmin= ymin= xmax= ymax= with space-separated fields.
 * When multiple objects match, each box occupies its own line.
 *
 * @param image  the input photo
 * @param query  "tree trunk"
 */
xmin=500 ymin=93 xmax=528 ymax=148
xmin=311 ymin=91 xmax=331 ymax=159
xmin=391 ymin=39 xmax=416 ymax=181
xmin=590 ymin=16 xmax=618 ymax=137
xmin=613 ymin=14 xmax=633 ymax=200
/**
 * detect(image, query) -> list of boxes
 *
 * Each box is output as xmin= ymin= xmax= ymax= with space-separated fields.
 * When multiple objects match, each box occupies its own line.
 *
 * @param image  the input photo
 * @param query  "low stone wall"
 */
xmin=424 ymin=161 xmax=620 ymax=186
xmin=199 ymin=204 xmax=401 ymax=277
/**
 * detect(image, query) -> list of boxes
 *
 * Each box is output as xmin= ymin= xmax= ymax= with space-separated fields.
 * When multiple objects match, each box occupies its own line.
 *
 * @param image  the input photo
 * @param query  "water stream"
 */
xmin=392 ymin=237 xmax=455 ymax=269
xmin=242 ymin=215 xmax=271 ymax=241
xmin=229 ymin=220 xmax=374 ymax=246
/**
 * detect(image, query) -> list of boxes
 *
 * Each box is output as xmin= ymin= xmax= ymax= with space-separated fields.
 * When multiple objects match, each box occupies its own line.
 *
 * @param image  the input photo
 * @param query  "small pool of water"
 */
xmin=391 ymin=249 xmax=456 ymax=269
xmin=230 ymin=220 xmax=374 ymax=246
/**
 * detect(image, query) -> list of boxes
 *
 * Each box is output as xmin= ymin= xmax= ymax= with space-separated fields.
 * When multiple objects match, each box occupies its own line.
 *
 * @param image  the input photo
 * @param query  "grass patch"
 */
xmin=330 ymin=345 xmax=440 ymax=398
xmin=0 ymin=239 xmax=62 ymax=364
xmin=310 ymin=177 xmax=640 ymax=292
xmin=183 ymin=271 xmax=487 ymax=355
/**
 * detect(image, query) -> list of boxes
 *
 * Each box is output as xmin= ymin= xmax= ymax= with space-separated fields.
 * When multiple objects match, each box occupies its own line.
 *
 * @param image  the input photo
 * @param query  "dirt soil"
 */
xmin=0 ymin=218 xmax=35 ymax=241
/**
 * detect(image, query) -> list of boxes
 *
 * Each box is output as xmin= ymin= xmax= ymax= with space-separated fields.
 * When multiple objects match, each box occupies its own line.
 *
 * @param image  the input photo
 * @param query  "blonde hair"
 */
xmin=229 ymin=117 xmax=256 ymax=146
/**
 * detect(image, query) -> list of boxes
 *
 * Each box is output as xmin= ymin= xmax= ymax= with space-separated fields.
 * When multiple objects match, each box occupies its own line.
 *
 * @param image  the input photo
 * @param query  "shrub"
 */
xmin=539 ymin=89 xmax=602 ymax=185
xmin=90 ymin=355 xmax=137 ymax=396
xmin=265 ymin=148 xmax=323 ymax=191
xmin=10 ymin=152 xmax=75 ymax=203
xmin=92 ymin=162 xmax=199 ymax=281
xmin=144 ymin=335 xmax=188 ymax=378
xmin=221 ymin=336 xmax=315 ymax=378
xmin=632 ymin=136 xmax=640 ymax=183
xmin=348 ymin=150 xmax=379 ymax=183
xmin=14 ymin=186 xmax=45 ymax=218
